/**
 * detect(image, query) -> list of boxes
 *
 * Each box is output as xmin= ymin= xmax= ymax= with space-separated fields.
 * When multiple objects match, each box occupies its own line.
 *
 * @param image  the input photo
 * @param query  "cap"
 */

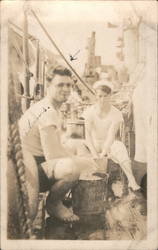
xmin=93 ymin=79 xmax=114 ymax=92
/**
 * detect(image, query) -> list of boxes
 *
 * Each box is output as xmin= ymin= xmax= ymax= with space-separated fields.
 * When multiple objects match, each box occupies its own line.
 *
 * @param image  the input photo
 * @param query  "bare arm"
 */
xmin=85 ymin=120 xmax=99 ymax=159
xmin=40 ymin=125 xmax=72 ymax=161
xmin=100 ymin=121 xmax=121 ymax=157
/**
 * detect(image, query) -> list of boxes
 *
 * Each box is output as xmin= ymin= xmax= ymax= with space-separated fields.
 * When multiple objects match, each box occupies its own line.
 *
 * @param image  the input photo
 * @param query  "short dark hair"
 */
xmin=46 ymin=65 xmax=72 ymax=82
xmin=97 ymin=85 xmax=111 ymax=95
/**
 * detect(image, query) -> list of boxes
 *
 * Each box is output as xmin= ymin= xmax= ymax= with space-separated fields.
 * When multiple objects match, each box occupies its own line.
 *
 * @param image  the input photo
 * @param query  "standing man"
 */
xmin=82 ymin=79 xmax=140 ymax=191
xmin=19 ymin=66 xmax=97 ymax=222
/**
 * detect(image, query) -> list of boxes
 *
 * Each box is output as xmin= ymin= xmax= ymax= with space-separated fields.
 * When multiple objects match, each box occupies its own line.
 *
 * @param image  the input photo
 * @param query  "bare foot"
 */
xmin=128 ymin=177 xmax=140 ymax=191
xmin=128 ymin=182 xmax=140 ymax=191
xmin=46 ymin=200 xmax=79 ymax=222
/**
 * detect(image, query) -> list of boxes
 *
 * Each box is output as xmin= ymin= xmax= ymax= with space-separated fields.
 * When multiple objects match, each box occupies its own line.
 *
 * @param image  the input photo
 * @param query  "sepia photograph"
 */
xmin=0 ymin=1 xmax=157 ymax=249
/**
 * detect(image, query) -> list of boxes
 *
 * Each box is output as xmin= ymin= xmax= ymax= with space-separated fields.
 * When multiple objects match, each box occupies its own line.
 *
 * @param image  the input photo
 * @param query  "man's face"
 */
xmin=96 ymin=88 xmax=111 ymax=107
xmin=47 ymin=75 xmax=73 ymax=103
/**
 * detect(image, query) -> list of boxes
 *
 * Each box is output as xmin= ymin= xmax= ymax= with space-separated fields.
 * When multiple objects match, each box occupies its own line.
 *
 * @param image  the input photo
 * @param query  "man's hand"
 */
xmin=99 ymin=152 xmax=108 ymax=159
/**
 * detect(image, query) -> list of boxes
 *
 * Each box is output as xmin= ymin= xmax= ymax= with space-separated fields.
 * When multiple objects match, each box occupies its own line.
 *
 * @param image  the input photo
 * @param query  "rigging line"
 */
xmin=30 ymin=9 xmax=95 ymax=96
xmin=72 ymin=49 xmax=80 ymax=57
xmin=9 ymin=20 xmax=44 ymax=52
xmin=11 ymin=35 xmax=30 ymax=72
xmin=9 ymin=25 xmax=38 ymax=86
xmin=10 ymin=35 xmax=37 ymax=84
xmin=8 ymin=20 xmax=36 ymax=41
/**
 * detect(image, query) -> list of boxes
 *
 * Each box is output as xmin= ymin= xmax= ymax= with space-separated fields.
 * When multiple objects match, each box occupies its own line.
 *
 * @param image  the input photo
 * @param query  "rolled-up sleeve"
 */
xmin=38 ymin=109 xmax=59 ymax=130
xmin=38 ymin=109 xmax=61 ymax=160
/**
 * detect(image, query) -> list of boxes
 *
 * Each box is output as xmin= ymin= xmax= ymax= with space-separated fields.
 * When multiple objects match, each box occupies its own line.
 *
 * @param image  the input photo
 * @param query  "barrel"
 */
xmin=72 ymin=174 xmax=107 ymax=217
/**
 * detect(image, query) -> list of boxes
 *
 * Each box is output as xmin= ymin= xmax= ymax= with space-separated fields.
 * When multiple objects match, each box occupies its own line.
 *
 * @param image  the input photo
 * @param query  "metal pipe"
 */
xmin=42 ymin=61 xmax=46 ymax=97
xmin=35 ymin=39 xmax=40 ymax=84
xmin=23 ymin=10 xmax=31 ymax=109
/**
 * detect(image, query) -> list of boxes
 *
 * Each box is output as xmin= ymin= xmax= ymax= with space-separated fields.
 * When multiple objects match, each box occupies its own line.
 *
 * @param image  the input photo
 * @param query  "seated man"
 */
xmin=81 ymin=79 xmax=140 ymax=191
xmin=19 ymin=66 xmax=97 ymax=222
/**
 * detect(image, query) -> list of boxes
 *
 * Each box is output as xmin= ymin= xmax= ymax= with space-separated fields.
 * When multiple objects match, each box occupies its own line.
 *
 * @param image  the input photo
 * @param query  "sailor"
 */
xmin=82 ymin=79 xmax=140 ymax=191
xmin=19 ymin=65 xmax=97 ymax=222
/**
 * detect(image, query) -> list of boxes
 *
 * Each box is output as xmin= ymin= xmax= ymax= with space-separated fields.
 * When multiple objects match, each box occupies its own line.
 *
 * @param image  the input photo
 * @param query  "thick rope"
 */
xmin=8 ymin=122 xmax=32 ymax=238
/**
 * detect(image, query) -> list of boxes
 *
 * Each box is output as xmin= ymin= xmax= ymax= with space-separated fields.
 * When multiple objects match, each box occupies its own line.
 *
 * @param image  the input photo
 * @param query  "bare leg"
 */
xmin=46 ymin=157 xmax=97 ymax=221
xmin=109 ymin=140 xmax=140 ymax=191
xmin=46 ymin=175 xmax=79 ymax=222
xmin=120 ymin=160 xmax=140 ymax=191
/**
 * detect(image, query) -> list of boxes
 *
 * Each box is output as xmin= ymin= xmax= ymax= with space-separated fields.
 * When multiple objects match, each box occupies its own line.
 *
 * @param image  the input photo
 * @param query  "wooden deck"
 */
xmin=32 ymin=160 xmax=147 ymax=240
xmin=40 ymin=193 xmax=146 ymax=240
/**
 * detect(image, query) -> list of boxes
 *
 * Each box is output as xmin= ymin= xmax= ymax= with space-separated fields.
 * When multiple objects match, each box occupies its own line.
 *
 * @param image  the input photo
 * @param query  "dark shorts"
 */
xmin=34 ymin=156 xmax=55 ymax=193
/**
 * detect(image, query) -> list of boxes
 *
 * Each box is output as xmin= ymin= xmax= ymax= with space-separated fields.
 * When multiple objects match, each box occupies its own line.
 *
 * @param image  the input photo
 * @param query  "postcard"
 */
xmin=1 ymin=1 xmax=157 ymax=250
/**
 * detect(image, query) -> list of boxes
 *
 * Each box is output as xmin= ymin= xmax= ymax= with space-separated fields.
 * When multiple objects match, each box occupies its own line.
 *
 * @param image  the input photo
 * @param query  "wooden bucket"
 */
xmin=72 ymin=174 xmax=107 ymax=217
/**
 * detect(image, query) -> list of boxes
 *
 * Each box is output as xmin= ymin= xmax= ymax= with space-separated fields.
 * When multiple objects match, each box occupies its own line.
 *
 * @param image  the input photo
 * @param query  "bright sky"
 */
xmin=4 ymin=1 xmax=157 ymax=74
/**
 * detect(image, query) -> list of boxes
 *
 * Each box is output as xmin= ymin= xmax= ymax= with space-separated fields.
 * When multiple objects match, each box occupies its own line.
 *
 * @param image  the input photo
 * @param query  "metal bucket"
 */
xmin=66 ymin=119 xmax=85 ymax=139
xmin=72 ymin=175 xmax=107 ymax=217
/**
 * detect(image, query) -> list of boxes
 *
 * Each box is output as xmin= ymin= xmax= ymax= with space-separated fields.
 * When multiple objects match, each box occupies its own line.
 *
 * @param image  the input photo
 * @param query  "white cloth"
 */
xmin=19 ymin=97 xmax=61 ymax=156
xmin=132 ymin=83 xmax=148 ymax=163
xmin=132 ymin=25 xmax=156 ymax=163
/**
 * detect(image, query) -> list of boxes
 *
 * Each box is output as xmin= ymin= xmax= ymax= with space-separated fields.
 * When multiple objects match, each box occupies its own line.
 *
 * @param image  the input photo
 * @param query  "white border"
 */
xmin=1 ymin=1 xmax=158 ymax=250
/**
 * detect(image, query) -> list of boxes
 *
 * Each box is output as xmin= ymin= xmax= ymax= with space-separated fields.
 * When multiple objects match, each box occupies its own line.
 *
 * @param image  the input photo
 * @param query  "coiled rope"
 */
xmin=8 ymin=122 xmax=32 ymax=238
